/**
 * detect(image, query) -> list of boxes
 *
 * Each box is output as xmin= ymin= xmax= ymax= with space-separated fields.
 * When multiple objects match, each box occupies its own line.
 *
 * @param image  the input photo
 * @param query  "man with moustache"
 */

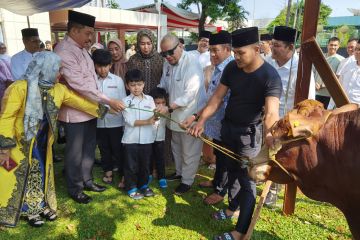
xmin=189 ymin=27 xmax=282 ymax=240
xmin=336 ymin=38 xmax=358 ymax=77
xmin=55 ymin=10 xmax=125 ymax=204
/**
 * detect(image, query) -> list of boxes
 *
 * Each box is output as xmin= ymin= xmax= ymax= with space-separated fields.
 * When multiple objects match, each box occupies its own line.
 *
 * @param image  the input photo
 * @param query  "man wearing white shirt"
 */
xmin=188 ymin=30 xmax=211 ymax=70
xmin=336 ymin=38 xmax=358 ymax=77
xmin=338 ymin=39 xmax=360 ymax=105
xmin=265 ymin=26 xmax=316 ymax=207
xmin=260 ymin=33 xmax=272 ymax=60
xmin=10 ymin=28 xmax=40 ymax=80
xmin=159 ymin=33 xmax=206 ymax=195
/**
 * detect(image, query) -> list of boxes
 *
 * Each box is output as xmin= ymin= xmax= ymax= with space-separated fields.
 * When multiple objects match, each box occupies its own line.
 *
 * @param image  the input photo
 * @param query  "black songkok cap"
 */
xmin=68 ymin=10 xmax=96 ymax=28
xmin=260 ymin=33 xmax=272 ymax=41
xmin=199 ymin=30 xmax=211 ymax=39
xmin=209 ymin=31 xmax=231 ymax=45
xmin=273 ymin=26 xmax=297 ymax=43
xmin=231 ymin=27 xmax=259 ymax=48
xmin=21 ymin=28 xmax=39 ymax=38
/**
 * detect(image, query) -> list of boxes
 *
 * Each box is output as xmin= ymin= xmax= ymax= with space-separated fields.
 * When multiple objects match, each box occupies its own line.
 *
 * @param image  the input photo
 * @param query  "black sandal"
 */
xmin=40 ymin=208 xmax=57 ymax=221
xmin=102 ymin=171 xmax=113 ymax=184
xmin=28 ymin=215 xmax=45 ymax=227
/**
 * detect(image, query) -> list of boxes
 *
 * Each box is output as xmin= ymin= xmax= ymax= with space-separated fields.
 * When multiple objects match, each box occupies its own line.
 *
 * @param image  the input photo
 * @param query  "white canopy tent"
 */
xmin=0 ymin=0 xmax=91 ymax=16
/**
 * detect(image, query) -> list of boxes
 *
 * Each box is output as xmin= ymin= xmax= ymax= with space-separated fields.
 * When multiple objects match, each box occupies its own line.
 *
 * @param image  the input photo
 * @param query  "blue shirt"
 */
xmin=204 ymin=56 xmax=234 ymax=140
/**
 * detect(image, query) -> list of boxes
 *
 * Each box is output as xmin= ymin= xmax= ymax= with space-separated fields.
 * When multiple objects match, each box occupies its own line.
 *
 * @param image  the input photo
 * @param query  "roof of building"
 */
xmin=327 ymin=16 xmax=360 ymax=27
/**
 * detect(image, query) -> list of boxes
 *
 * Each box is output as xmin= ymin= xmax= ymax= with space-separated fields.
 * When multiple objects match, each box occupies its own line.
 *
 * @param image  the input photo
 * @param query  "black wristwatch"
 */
xmin=192 ymin=113 xmax=200 ymax=121
xmin=168 ymin=107 xmax=173 ymax=113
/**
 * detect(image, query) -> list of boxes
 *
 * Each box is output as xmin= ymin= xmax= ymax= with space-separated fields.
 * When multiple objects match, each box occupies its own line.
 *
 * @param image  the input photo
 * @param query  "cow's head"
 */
xmin=248 ymin=99 xmax=335 ymax=183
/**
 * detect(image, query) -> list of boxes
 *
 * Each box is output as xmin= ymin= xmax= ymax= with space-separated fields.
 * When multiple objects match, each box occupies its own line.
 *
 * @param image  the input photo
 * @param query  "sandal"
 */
xmin=102 ymin=171 xmax=113 ymax=184
xmin=203 ymin=193 xmax=224 ymax=205
xmin=213 ymin=232 xmax=236 ymax=240
xmin=40 ymin=208 xmax=57 ymax=221
xmin=28 ymin=215 xmax=45 ymax=227
xmin=198 ymin=180 xmax=213 ymax=188
xmin=212 ymin=209 xmax=233 ymax=220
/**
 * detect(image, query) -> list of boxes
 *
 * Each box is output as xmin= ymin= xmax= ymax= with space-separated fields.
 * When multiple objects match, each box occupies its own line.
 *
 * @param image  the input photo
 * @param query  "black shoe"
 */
xmin=166 ymin=173 xmax=181 ymax=181
xmin=264 ymin=192 xmax=277 ymax=207
xmin=84 ymin=182 xmax=106 ymax=192
xmin=174 ymin=183 xmax=191 ymax=195
xmin=141 ymin=187 xmax=155 ymax=197
xmin=27 ymin=215 xmax=44 ymax=227
xmin=71 ymin=192 xmax=92 ymax=204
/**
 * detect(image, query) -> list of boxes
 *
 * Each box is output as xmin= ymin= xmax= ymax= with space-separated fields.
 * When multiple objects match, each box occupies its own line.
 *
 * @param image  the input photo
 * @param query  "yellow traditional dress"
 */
xmin=0 ymin=80 xmax=107 ymax=226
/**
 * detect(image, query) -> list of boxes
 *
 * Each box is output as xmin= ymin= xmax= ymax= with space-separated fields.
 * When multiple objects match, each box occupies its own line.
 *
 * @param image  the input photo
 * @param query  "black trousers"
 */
xmin=316 ymin=95 xmax=330 ymax=109
xmin=150 ymin=141 xmax=166 ymax=179
xmin=96 ymin=127 xmax=124 ymax=174
xmin=63 ymin=119 xmax=97 ymax=196
xmin=212 ymin=139 xmax=230 ymax=197
xmin=123 ymin=143 xmax=152 ymax=192
xmin=220 ymin=120 xmax=262 ymax=234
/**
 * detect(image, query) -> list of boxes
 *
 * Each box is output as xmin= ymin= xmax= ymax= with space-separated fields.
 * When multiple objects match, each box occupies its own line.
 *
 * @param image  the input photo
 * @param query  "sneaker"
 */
xmin=159 ymin=178 xmax=168 ymax=189
xmin=141 ymin=187 xmax=155 ymax=197
xmin=166 ymin=173 xmax=181 ymax=181
xmin=174 ymin=183 xmax=191 ymax=195
xmin=129 ymin=191 xmax=144 ymax=200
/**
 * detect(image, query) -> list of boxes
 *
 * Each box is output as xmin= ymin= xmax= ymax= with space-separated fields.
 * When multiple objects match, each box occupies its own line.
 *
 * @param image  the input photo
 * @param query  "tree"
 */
xmin=108 ymin=0 xmax=119 ymax=9
xmin=177 ymin=0 xmax=248 ymax=34
xmin=266 ymin=1 xmax=332 ymax=34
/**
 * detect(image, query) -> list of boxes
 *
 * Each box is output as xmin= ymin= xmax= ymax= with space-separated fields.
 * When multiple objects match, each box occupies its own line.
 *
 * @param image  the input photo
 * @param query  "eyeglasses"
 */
xmin=160 ymin=43 xmax=179 ymax=58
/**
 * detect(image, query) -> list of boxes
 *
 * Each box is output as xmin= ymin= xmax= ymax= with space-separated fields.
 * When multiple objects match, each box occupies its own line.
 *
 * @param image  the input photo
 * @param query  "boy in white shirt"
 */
xmin=122 ymin=69 xmax=157 ymax=200
xmin=92 ymin=49 xmax=127 ymax=187
xmin=149 ymin=87 xmax=168 ymax=188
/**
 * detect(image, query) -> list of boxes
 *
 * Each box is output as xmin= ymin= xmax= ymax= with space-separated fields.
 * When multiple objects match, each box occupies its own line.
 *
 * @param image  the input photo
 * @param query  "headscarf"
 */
xmin=107 ymin=39 xmax=127 ymax=79
xmin=23 ymin=51 xmax=61 ymax=141
xmin=136 ymin=29 xmax=157 ymax=59
xmin=127 ymin=29 xmax=164 ymax=94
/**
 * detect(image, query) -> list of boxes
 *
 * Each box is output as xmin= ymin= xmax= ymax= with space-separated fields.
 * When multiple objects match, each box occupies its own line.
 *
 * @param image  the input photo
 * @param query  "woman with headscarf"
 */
xmin=0 ymin=52 xmax=107 ymax=228
xmin=0 ymin=59 xmax=13 ymax=107
xmin=127 ymin=29 xmax=164 ymax=94
xmin=107 ymin=39 xmax=127 ymax=80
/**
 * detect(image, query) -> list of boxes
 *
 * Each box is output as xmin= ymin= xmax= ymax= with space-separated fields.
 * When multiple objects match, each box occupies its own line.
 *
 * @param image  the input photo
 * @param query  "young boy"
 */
xmin=92 ymin=49 xmax=127 ymax=187
xmin=122 ymin=69 xmax=156 ymax=200
xmin=149 ymin=87 xmax=168 ymax=188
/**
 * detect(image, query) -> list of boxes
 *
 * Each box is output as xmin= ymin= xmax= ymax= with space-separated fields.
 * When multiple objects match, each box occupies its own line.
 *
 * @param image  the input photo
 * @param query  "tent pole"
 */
xmin=157 ymin=0 xmax=162 ymax=51
xmin=27 ymin=16 xmax=30 ymax=27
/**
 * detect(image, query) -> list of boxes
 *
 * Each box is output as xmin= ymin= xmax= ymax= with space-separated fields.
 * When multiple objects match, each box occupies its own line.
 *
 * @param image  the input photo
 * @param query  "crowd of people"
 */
xmin=0 ymin=9 xmax=359 ymax=240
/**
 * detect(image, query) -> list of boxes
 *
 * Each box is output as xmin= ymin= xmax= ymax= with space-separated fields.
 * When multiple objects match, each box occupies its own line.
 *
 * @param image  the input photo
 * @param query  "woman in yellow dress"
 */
xmin=0 ymin=51 xmax=107 ymax=227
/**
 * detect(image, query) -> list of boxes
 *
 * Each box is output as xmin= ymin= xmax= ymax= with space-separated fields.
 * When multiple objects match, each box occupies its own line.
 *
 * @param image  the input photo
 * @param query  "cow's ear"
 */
xmin=288 ymin=111 xmax=322 ymax=137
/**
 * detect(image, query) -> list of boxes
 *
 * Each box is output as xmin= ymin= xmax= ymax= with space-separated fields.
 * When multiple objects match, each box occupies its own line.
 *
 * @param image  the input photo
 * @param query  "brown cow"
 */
xmin=249 ymin=99 xmax=360 ymax=239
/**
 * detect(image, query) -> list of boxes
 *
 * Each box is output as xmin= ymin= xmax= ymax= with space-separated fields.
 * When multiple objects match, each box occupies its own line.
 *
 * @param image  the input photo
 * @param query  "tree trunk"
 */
xmin=198 ymin=5 xmax=207 ymax=33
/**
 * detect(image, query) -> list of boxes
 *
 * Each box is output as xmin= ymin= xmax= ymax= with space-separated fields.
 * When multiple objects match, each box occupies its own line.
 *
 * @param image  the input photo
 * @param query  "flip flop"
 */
xmin=198 ymin=180 xmax=213 ymax=188
xmin=212 ymin=209 xmax=233 ymax=220
xmin=203 ymin=193 xmax=224 ymax=205
xmin=213 ymin=232 xmax=236 ymax=240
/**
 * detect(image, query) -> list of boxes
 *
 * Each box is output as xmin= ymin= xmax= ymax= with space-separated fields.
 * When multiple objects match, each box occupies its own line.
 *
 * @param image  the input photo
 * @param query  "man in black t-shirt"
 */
xmin=189 ymin=27 xmax=282 ymax=240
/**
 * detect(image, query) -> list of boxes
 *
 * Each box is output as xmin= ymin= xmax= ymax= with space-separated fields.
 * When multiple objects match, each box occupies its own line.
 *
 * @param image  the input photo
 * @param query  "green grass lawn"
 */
xmin=0 ymin=144 xmax=352 ymax=240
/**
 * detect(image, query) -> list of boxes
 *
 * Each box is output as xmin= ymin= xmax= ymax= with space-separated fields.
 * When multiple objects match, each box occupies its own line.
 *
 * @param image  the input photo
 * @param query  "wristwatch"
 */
xmin=168 ymin=107 xmax=173 ymax=113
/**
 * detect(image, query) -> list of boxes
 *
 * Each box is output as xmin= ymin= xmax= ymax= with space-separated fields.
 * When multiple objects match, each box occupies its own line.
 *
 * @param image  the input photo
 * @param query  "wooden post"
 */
xmin=301 ymin=37 xmax=350 ymax=105
xmin=283 ymin=0 xmax=321 ymax=216
xmin=244 ymin=181 xmax=272 ymax=240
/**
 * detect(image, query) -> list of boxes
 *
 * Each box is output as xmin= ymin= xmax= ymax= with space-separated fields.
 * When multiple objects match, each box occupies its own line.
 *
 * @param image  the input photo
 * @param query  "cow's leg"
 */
xmin=343 ymin=208 xmax=360 ymax=240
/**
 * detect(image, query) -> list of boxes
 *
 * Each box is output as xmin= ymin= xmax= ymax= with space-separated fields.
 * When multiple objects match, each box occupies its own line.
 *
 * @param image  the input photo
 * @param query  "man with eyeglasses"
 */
xmin=188 ymin=30 xmax=212 ymax=70
xmin=158 ymin=33 xmax=206 ymax=195
xmin=10 ymin=28 xmax=40 ymax=80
